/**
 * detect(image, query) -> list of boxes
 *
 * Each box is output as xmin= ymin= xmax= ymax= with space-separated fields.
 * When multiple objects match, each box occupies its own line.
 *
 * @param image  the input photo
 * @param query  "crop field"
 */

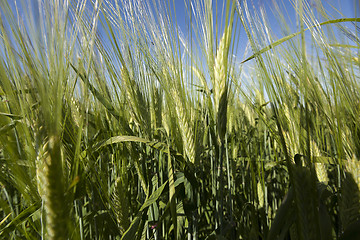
xmin=0 ymin=0 xmax=359 ymax=239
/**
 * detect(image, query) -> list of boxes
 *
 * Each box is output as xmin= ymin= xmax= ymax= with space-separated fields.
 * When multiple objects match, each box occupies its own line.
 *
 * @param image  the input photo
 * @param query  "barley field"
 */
xmin=0 ymin=0 xmax=359 ymax=239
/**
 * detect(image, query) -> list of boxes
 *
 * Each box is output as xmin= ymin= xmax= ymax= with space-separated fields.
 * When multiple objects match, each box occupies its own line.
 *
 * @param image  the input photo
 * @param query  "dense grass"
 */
xmin=0 ymin=0 xmax=359 ymax=239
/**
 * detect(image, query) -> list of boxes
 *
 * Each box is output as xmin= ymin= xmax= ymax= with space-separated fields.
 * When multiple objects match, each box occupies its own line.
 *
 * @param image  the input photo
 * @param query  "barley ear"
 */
xmin=340 ymin=171 xmax=360 ymax=231
xmin=315 ymin=163 xmax=328 ymax=183
xmin=121 ymin=66 xmax=150 ymax=132
xmin=172 ymin=89 xmax=196 ymax=164
xmin=341 ymin=156 xmax=360 ymax=230
xmin=214 ymin=26 xmax=231 ymax=142
xmin=42 ymin=135 xmax=68 ymax=240
xmin=113 ymin=176 xmax=131 ymax=234
xmin=36 ymin=138 xmax=48 ymax=200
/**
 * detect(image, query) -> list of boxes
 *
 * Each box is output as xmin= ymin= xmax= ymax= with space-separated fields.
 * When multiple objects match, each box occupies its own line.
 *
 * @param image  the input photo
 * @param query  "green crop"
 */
xmin=0 ymin=0 xmax=359 ymax=239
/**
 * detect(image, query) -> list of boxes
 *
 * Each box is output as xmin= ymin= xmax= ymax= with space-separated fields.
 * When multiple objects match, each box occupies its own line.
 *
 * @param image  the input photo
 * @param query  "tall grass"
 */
xmin=0 ymin=0 xmax=359 ymax=239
